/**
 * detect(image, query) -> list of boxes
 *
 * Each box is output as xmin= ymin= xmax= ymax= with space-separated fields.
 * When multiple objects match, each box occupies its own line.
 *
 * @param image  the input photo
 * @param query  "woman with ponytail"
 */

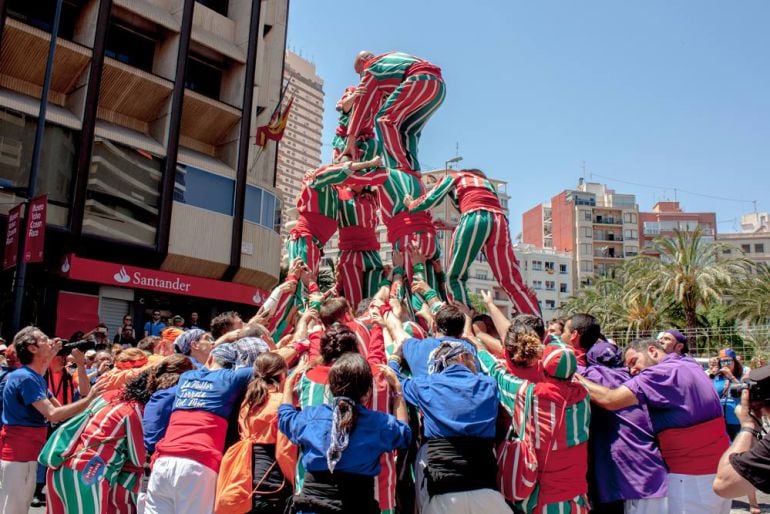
xmin=215 ymin=352 xmax=296 ymax=514
xmin=45 ymin=355 xmax=193 ymax=514
xmin=278 ymin=352 xmax=410 ymax=514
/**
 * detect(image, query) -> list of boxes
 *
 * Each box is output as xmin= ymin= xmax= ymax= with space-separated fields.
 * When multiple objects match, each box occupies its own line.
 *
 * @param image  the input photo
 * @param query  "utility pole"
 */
xmin=11 ymin=0 xmax=64 ymax=333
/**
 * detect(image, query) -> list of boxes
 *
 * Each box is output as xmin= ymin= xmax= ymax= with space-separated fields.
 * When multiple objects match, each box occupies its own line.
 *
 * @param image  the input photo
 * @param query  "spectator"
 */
xmin=0 ymin=327 xmax=101 ymax=513
xmin=144 ymin=310 xmax=166 ymax=338
xmin=712 ymin=348 xmax=744 ymax=439
xmin=137 ymin=336 xmax=159 ymax=356
xmin=713 ymin=365 xmax=770 ymax=499
xmin=0 ymin=340 xmax=7 ymax=367
xmin=188 ymin=311 xmax=201 ymax=330
xmin=158 ymin=327 xmax=184 ymax=356
xmin=171 ymin=315 xmax=185 ymax=329
xmin=114 ymin=314 xmax=135 ymax=343
xmin=114 ymin=324 xmax=137 ymax=348
xmin=89 ymin=323 xmax=110 ymax=350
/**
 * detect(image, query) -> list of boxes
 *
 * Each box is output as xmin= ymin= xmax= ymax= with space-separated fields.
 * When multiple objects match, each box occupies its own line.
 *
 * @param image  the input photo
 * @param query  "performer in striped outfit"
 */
xmin=343 ymin=51 xmax=445 ymax=172
xmin=46 ymin=357 xmax=193 ymax=514
xmin=477 ymin=336 xmax=591 ymax=514
xmin=332 ymin=86 xmax=381 ymax=164
xmin=342 ymin=166 xmax=442 ymax=298
xmin=335 ymin=186 xmax=383 ymax=309
xmin=405 ymin=169 xmax=540 ymax=316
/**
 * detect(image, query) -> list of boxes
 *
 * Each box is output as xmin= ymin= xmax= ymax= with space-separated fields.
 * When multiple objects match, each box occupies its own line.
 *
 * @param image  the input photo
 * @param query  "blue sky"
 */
xmin=286 ymin=0 xmax=770 ymax=236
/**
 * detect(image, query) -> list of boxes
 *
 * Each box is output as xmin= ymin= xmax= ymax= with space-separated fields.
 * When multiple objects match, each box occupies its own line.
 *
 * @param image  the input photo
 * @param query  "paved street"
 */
xmin=27 ymin=491 xmax=770 ymax=513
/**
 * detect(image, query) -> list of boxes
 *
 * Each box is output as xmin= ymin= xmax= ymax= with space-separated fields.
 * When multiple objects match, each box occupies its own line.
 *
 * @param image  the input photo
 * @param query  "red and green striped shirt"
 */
xmin=407 ymin=172 xmax=505 ymax=215
xmin=292 ymin=163 xmax=356 ymax=244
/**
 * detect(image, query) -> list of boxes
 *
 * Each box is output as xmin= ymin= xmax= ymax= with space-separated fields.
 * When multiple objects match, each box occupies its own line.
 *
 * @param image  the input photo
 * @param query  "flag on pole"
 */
xmin=255 ymin=96 xmax=294 ymax=146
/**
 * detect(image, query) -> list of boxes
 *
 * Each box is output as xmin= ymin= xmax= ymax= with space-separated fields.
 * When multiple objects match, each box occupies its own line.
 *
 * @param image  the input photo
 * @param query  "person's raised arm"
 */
xmin=378 ymin=364 xmax=409 ymax=424
xmin=481 ymin=290 xmax=511 ymax=336
xmin=403 ymin=174 xmax=456 ymax=213
xmin=343 ymin=72 xmax=380 ymax=157
xmin=71 ymin=349 xmax=91 ymax=398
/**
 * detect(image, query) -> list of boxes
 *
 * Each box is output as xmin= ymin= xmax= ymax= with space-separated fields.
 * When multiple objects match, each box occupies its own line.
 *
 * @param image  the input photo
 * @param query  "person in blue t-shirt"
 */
xmin=279 ymin=352 xmax=411 ymax=514
xmin=144 ymin=310 xmax=166 ymax=338
xmin=712 ymin=348 xmax=745 ymax=439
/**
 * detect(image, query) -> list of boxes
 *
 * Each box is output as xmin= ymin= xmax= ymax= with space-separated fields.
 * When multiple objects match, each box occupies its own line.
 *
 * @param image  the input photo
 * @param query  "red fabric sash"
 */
xmin=405 ymin=61 xmax=443 ymax=79
xmin=153 ymin=411 xmax=229 ymax=472
xmin=385 ymin=211 xmax=435 ymax=245
xmin=0 ymin=425 xmax=48 ymax=461
xmin=458 ymin=189 xmax=503 ymax=214
xmin=657 ymin=416 xmax=729 ymax=475
xmin=339 ymin=226 xmax=380 ymax=251
xmin=290 ymin=212 xmax=337 ymax=246
xmin=537 ymin=443 xmax=588 ymax=505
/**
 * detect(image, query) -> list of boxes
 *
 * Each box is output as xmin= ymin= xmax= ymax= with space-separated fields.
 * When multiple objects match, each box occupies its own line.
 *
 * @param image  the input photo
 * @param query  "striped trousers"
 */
xmin=375 ymin=74 xmax=446 ymax=171
xmin=47 ymin=466 xmax=136 ymax=514
xmin=448 ymin=210 xmax=540 ymax=316
xmin=336 ymin=249 xmax=383 ymax=311
xmin=391 ymin=230 xmax=442 ymax=310
xmin=277 ymin=234 xmax=323 ymax=337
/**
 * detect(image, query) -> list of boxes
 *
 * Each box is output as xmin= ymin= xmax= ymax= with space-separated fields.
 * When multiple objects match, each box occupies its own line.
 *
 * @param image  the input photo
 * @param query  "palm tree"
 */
xmin=728 ymin=262 xmax=770 ymax=325
xmin=636 ymin=227 xmax=750 ymax=331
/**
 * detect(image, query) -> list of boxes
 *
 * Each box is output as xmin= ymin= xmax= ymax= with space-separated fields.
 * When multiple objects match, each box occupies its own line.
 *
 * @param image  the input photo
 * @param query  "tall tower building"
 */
xmin=276 ymin=51 xmax=324 ymax=247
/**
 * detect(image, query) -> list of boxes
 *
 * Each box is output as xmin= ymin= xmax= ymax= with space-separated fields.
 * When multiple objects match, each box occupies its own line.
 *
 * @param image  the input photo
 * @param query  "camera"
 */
xmin=57 ymin=339 xmax=96 ymax=356
xmin=727 ymin=382 xmax=747 ymax=399
xmin=746 ymin=366 xmax=770 ymax=404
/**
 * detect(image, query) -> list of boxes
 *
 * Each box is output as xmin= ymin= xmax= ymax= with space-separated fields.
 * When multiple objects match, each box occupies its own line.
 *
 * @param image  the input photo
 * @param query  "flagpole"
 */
xmin=11 ymin=0 xmax=63 ymax=334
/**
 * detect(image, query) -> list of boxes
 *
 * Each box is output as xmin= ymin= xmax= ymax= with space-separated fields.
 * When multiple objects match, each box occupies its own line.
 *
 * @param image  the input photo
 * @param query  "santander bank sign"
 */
xmin=61 ymin=254 xmax=268 ymax=305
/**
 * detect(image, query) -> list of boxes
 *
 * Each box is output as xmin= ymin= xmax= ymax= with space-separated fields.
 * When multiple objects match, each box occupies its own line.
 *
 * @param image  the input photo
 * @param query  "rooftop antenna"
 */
xmin=455 ymin=142 xmax=460 ymax=158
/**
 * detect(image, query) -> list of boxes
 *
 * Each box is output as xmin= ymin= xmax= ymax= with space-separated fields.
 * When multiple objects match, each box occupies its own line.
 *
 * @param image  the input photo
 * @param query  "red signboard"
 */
xmin=60 ymin=254 xmax=270 ymax=306
xmin=2 ymin=203 xmax=23 ymax=270
xmin=23 ymin=195 xmax=47 ymax=264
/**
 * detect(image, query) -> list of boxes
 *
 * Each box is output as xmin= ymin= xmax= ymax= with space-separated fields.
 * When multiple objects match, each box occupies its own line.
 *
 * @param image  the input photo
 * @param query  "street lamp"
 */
xmin=442 ymin=156 xmax=463 ymax=269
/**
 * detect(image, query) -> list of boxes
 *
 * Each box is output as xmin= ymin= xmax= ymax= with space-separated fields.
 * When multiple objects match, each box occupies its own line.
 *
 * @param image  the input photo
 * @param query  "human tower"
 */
xmin=283 ymin=50 xmax=540 ymax=329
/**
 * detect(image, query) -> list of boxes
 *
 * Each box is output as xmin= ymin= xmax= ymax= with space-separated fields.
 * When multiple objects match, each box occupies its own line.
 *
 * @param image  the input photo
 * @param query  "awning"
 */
xmin=59 ymin=254 xmax=269 ymax=305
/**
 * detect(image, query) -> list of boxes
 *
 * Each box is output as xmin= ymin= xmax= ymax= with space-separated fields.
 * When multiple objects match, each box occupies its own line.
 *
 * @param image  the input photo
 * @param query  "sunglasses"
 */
xmin=719 ymin=359 xmax=734 ymax=365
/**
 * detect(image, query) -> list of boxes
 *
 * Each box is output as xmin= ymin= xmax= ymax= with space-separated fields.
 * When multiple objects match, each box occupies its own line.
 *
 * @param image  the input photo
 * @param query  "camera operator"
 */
xmin=712 ymin=348 xmax=744 ymax=439
xmin=713 ymin=365 xmax=770 ymax=498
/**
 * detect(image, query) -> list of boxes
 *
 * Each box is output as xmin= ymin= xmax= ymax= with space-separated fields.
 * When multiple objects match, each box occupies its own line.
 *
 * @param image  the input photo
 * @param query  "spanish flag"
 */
xmin=255 ymin=97 xmax=294 ymax=146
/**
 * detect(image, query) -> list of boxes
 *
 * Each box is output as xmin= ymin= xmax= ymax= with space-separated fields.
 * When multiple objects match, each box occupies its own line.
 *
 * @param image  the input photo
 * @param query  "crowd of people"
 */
xmin=1 ymin=49 xmax=769 ymax=514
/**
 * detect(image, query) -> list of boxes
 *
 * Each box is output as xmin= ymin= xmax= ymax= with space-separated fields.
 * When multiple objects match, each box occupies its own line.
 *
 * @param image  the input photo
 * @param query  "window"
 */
xmin=623 ymin=212 xmax=638 ymax=224
xmin=755 ymin=244 xmax=765 ymax=254
xmin=175 ymin=164 xmax=234 ymax=215
xmin=580 ymin=209 xmax=591 ymax=221
xmin=545 ymin=280 xmax=555 ymax=291
xmin=741 ymin=244 xmax=751 ymax=254
xmin=532 ymin=280 xmax=543 ymax=290
xmin=475 ymin=271 xmax=489 ymax=280
xmin=105 ymin=22 xmax=156 ymax=72
xmin=6 ymin=0 xmax=79 ymax=40
xmin=580 ymin=261 xmax=593 ymax=273
xmin=545 ymin=300 xmax=556 ymax=310
xmin=581 ymin=227 xmax=592 ymax=238
xmin=83 ymin=138 xmax=162 ymax=245
xmin=579 ymin=243 xmax=592 ymax=256
xmin=560 ymin=283 xmax=568 ymax=293
xmin=532 ymin=260 xmax=543 ymax=271
xmin=624 ymin=229 xmax=638 ymax=240
xmin=722 ymin=248 xmax=732 ymax=255
xmin=186 ymin=55 xmax=223 ymax=100
xmin=196 ymin=0 xmax=228 ymax=16
xmin=545 ymin=261 xmax=555 ymax=272
xmin=559 ymin=264 xmax=568 ymax=274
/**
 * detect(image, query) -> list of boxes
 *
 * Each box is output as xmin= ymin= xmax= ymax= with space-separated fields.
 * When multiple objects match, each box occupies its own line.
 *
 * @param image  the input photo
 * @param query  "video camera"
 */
xmin=56 ymin=339 xmax=96 ymax=356
xmin=746 ymin=365 xmax=770 ymax=405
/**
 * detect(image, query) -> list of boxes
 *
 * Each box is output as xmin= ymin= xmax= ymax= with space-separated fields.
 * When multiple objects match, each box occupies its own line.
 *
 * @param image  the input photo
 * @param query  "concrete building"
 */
xmin=718 ymin=212 xmax=770 ymax=266
xmin=0 ymin=0 xmax=288 ymax=338
xmin=276 ymin=51 xmax=324 ymax=246
xmin=523 ymin=180 xmax=639 ymax=289
xmin=638 ymin=201 xmax=717 ymax=254
xmin=515 ymin=244 xmax=573 ymax=320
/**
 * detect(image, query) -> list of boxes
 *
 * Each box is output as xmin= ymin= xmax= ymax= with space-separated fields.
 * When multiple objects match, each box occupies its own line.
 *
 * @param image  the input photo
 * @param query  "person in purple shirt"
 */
xmin=582 ymin=341 xmax=668 ymax=514
xmin=578 ymin=338 xmax=731 ymax=514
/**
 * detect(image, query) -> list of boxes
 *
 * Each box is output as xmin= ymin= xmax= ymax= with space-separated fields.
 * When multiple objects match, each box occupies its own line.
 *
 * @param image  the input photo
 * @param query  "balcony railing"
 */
xmin=594 ymin=218 xmax=622 ymax=225
xmin=593 ymin=234 xmax=624 ymax=242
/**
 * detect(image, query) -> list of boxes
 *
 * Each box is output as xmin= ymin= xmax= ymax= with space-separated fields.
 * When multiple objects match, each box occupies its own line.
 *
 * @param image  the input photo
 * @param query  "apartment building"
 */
xmin=719 ymin=212 xmax=770 ymax=266
xmin=523 ymin=180 xmax=639 ymax=290
xmin=0 ymin=0 xmax=288 ymax=338
xmin=638 ymin=201 xmax=717 ymax=253
xmin=515 ymin=243 xmax=573 ymax=320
